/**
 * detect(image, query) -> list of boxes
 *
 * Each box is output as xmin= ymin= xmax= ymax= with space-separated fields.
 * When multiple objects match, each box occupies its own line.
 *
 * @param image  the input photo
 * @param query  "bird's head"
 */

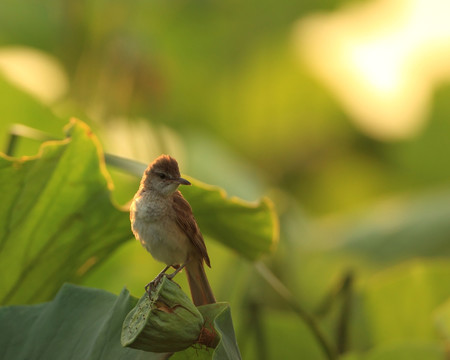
xmin=142 ymin=154 xmax=191 ymax=196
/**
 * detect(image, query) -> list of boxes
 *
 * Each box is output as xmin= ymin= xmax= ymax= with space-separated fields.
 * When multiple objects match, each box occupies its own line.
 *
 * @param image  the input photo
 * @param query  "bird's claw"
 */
xmin=144 ymin=281 xmax=154 ymax=296
xmin=165 ymin=272 xmax=176 ymax=280
xmin=144 ymin=273 xmax=167 ymax=297
xmin=144 ymin=264 xmax=185 ymax=298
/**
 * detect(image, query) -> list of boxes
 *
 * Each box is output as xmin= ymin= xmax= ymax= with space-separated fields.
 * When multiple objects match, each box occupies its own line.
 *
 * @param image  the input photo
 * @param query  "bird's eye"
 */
xmin=158 ymin=173 xmax=166 ymax=179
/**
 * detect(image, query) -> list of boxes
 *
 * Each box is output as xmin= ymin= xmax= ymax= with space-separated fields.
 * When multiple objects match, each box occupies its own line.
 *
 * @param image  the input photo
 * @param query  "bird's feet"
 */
xmin=144 ymin=281 xmax=154 ymax=296
xmin=144 ymin=264 xmax=187 ymax=297
xmin=145 ymin=265 xmax=171 ymax=296
xmin=166 ymin=263 xmax=186 ymax=280
xmin=145 ymin=274 xmax=164 ymax=296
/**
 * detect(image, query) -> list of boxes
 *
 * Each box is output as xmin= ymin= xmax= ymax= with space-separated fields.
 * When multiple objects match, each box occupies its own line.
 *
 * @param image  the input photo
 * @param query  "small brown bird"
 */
xmin=130 ymin=154 xmax=216 ymax=306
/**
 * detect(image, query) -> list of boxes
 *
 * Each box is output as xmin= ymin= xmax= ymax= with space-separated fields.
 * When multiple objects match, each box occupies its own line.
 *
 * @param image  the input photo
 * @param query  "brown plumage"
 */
xmin=172 ymin=191 xmax=211 ymax=267
xmin=130 ymin=154 xmax=215 ymax=305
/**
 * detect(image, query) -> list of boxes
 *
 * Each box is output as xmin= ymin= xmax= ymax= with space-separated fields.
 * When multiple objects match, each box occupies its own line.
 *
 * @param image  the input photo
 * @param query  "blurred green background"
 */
xmin=1 ymin=0 xmax=450 ymax=358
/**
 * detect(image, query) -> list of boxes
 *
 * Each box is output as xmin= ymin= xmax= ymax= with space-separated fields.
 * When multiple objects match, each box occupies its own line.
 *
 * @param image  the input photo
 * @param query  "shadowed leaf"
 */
xmin=0 ymin=284 xmax=241 ymax=360
xmin=0 ymin=284 xmax=167 ymax=360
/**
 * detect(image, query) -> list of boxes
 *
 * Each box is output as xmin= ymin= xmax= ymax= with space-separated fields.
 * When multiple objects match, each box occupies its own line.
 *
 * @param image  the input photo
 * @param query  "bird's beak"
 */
xmin=177 ymin=177 xmax=191 ymax=186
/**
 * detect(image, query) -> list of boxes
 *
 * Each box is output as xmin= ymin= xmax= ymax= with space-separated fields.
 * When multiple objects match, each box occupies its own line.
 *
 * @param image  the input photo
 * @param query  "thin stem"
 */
xmin=336 ymin=271 xmax=353 ymax=354
xmin=254 ymin=261 xmax=337 ymax=360
xmin=5 ymin=124 xmax=56 ymax=155
xmin=104 ymin=153 xmax=146 ymax=177
xmin=249 ymin=300 xmax=268 ymax=360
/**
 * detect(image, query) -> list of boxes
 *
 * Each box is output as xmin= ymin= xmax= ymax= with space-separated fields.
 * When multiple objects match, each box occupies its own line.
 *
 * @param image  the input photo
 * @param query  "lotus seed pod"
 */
xmin=121 ymin=277 xmax=204 ymax=353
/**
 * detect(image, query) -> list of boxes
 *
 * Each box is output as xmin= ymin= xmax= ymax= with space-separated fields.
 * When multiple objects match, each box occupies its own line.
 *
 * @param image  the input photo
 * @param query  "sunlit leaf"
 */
xmin=0 ymin=119 xmax=131 ymax=305
xmin=0 ymin=75 xmax=64 ymax=154
xmin=181 ymin=183 xmax=278 ymax=261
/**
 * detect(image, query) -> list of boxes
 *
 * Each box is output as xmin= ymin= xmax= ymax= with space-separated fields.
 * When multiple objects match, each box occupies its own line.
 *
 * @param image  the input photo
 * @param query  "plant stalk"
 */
xmin=254 ymin=261 xmax=337 ymax=360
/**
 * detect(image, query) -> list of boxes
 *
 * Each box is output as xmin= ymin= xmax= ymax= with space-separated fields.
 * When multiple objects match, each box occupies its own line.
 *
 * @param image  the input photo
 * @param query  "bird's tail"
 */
xmin=185 ymin=261 xmax=216 ymax=306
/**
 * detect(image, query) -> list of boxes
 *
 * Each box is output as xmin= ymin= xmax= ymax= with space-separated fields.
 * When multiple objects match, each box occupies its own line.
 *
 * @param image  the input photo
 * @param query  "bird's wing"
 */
xmin=172 ymin=191 xmax=211 ymax=267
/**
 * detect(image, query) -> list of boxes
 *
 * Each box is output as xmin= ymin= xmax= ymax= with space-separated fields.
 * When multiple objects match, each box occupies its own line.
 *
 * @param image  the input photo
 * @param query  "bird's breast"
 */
xmin=130 ymin=192 xmax=189 ymax=266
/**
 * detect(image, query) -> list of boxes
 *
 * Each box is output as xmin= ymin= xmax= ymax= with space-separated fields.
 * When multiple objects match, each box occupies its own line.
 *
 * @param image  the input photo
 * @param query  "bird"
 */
xmin=130 ymin=154 xmax=216 ymax=306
